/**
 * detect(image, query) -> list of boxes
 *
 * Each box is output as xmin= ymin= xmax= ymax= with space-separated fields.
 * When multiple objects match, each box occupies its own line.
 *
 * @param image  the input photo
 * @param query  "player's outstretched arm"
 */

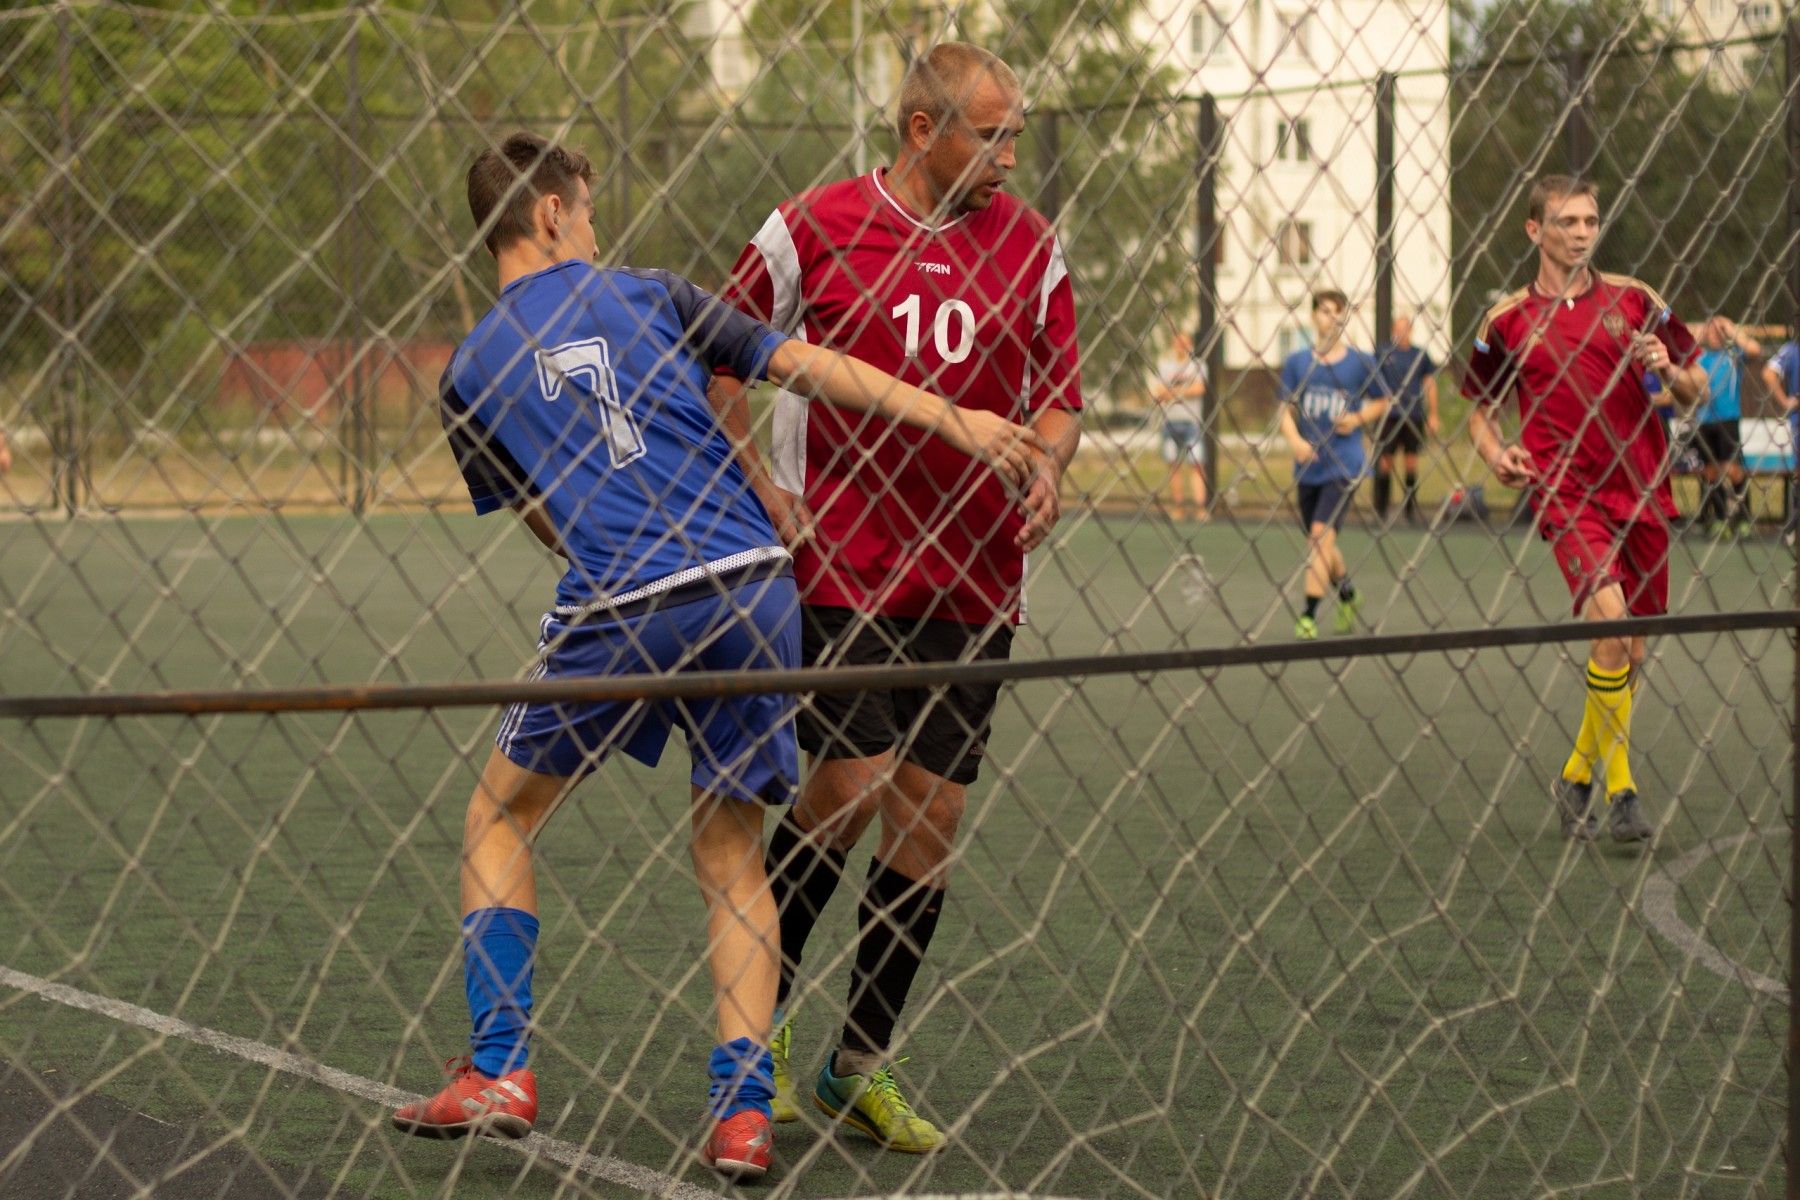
xmin=765 ymin=339 xmax=1046 ymax=487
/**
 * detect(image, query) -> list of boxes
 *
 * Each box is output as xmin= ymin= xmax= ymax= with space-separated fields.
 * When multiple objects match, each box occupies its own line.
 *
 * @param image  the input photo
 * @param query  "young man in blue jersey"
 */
xmin=1278 ymin=289 xmax=1390 ymax=639
xmin=1694 ymin=316 xmax=1761 ymax=538
xmin=390 ymin=132 xmax=1042 ymax=1180
xmin=1761 ymin=338 xmax=1800 ymax=545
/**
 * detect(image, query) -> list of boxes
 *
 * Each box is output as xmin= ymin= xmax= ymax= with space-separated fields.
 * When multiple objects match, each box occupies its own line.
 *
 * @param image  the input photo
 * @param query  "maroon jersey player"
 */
xmin=711 ymin=42 xmax=1081 ymax=1150
xmin=1463 ymin=175 xmax=1705 ymax=844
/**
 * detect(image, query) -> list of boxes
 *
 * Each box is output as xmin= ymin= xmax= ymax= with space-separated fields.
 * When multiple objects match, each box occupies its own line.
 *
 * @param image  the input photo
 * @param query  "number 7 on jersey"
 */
xmin=535 ymin=338 xmax=647 ymax=468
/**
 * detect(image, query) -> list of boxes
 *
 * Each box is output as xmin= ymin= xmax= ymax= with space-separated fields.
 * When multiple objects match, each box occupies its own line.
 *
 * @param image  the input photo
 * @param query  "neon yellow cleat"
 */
xmin=813 ymin=1059 xmax=946 ymax=1153
xmin=769 ymin=1017 xmax=799 ymax=1123
xmin=1334 ymin=594 xmax=1361 ymax=634
xmin=1294 ymin=614 xmax=1318 ymax=640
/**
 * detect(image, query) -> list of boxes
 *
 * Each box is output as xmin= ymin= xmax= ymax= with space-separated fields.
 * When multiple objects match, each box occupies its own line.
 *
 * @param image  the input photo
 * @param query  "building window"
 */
xmin=1657 ymin=0 xmax=1675 ymax=16
xmin=1277 ymin=219 xmax=1313 ymax=268
xmin=1744 ymin=0 xmax=1774 ymax=22
xmin=1190 ymin=7 xmax=1226 ymax=57
xmin=1275 ymin=118 xmax=1311 ymax=162
xmin=1277 ymin=12 xmax=1313 ymax=61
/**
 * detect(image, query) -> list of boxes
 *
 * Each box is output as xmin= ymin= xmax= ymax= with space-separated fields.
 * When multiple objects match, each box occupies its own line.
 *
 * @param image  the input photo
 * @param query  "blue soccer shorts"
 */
xmin=495 ymin=571 xmax=801 ymax=805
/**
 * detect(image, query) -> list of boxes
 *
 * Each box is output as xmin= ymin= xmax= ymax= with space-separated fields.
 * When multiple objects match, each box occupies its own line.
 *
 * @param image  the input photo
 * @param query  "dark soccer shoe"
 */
xmin=1551 ymin=776 xmax=1597 ymax=842
xmin=1606 ymin=790 xmax=1654 ymax=843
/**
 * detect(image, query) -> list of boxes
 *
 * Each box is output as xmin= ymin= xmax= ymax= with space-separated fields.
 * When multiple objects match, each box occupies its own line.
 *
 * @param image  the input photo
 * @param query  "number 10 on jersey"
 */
xmin=891 ymin=293 xmax=975 ymax=364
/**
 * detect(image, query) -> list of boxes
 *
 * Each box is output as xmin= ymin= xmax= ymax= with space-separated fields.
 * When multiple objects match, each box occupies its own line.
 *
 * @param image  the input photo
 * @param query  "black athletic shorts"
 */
xmin=1694 ymin=420 xmax=1742 ymax=467
xmin=1376 ymin=411 xmax=1425 ymax=457
xmin=1297 ymin=478 xmax=1356 ymax=532
xmin=798 ymin=605 xmax=1013 ymax=786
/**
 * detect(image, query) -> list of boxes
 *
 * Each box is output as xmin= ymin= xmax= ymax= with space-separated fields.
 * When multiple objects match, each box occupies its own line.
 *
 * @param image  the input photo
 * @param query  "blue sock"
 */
xmin=462 ymin=907 xmax=538 ymax=1078
xmin=708 ymin=1037 xmax=774 ymax=1120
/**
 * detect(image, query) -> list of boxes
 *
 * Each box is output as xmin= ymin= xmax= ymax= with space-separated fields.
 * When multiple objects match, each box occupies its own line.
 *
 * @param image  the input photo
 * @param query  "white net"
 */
xmin=0 ymin=1 xmax=1792 ymax=1198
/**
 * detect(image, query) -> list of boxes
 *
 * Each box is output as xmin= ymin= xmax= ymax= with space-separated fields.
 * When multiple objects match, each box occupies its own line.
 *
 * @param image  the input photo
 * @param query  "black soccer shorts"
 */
xmin=797 ymin=605 xmax=1013 ymax=786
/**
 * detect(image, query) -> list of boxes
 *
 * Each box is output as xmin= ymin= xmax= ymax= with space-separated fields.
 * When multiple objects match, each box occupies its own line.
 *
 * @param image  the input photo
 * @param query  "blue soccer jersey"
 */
xmin=440 ymin=261 xmax=787 ymax=609
xmin=1696 ymin=345 xmax=1744 ymax=425
xmin=1281 ymin=347 xmax=1389 ymax=484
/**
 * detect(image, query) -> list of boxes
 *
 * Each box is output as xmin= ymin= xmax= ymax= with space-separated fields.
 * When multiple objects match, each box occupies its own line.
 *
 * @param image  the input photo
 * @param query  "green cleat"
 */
xmin=1334 ymin=594 xmax=1361 ymax=634
xmin=1735 ymin=520 xmax=1754 ymax=540
xmin=813 ymin=1058 xmax=946 ymax=1153
xmin=769 ymin=1017 xmax=799 ymax=1123
xmin=1295 ymin=614 xmax=1318 ymax=640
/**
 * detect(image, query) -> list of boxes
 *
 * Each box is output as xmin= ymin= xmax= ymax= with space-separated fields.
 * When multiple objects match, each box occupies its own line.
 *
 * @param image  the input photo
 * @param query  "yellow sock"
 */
xmin=1561 ymin=686 xmax=1601 ymax=786
xmin=1585 ymin=661 xmax=1635 ymax=797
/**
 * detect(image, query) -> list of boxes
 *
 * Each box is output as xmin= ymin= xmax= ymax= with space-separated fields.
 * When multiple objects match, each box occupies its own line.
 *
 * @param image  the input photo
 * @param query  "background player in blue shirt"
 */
xmin=1372 ymin=312 xmax=1440 ymax=526
xmin=391 ymin=132 xmax=1042 ymax=1180
xmin=1761 ymin=337 xmax=1800 ymax=544
xmin=1278 ymin=289 xmax=1390 ymax=640
xmin=1694 ymin=316 xmax=1761 ymax=538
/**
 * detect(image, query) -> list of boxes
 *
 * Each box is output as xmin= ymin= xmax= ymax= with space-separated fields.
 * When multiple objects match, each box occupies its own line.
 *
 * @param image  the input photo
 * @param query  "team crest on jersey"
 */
xmin=1602 ymin=311 xmax=1627 ymax=338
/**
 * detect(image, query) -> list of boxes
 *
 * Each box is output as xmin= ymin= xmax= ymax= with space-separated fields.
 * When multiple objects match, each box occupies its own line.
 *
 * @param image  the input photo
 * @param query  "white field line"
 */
xmin=1638 ymin=832 xmax=1787 ymax=1000
xmin=0 ymin=964 xmax=715 ymax=1200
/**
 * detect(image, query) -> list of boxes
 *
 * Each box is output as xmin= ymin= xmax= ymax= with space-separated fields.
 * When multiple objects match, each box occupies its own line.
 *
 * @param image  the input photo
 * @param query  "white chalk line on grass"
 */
xmin=1639 ymin=831 xmax=1787 ymax=1001
xmin=0 ymin=964 xmax=715 ymax=1200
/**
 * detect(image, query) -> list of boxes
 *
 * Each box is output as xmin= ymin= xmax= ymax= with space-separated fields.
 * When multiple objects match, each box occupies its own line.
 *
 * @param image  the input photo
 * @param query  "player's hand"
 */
xmin=1332 ymin=412 xmax=1364 ymax=435
xmin=1631 ymin=333 xmax=1673 ymax=376
xmin=760 ymin=485 xmax=813 ymax=552
xmin=1426 ymin=413 xmax=1441 ymax=438
xmin=1290 ymin=442 xmax=1317 ymax=467
xmin=1487 ymin=443 xmax=1537 ymax=487
xmin=944 ymin=409 xmax=1046 ymax=489
xmin=0 ymin=436 xmax=11 ymax=476
xmin=1015 ymin=458 xmax=1063 ymax=551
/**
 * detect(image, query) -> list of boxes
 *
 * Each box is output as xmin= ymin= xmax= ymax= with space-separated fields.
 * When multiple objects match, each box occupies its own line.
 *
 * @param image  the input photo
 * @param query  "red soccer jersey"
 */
xmin=719 ymin=170 xmax=1082 ymax=624
xmin=1462 ymin=272 xmax=1697 ymax=523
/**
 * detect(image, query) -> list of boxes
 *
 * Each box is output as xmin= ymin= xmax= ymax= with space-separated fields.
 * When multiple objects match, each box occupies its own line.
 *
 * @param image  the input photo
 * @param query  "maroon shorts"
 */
xmin=1539 ymin=505 xmax=1669 ymax=617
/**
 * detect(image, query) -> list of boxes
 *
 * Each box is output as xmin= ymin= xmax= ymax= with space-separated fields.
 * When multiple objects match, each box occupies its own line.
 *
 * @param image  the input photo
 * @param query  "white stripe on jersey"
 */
xmin=749 ymin=209 xmax=803 ymax=334
xmin=1037 ymin=234 xmax=1067 ymax=331
xmin=751 ymin=209 xmax=810 ymax=494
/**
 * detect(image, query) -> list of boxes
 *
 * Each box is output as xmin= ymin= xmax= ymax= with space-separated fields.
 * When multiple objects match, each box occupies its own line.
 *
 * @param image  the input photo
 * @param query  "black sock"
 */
xmin=1706 ymin=483 xmax=1726 ymax=523
xmin=1337 ymin=577 xmax=1356 ymax=602
xmin=1372 ymin=471 xmax=1391 ymax=517
xmin=1403 ymin=472 xmax=1419 ymax=516
xmin=1304 ymin=595 xmax=1322 ymax=619
xmin=766 ymin=811 xmax=848 ymax=1008
xmin=1732 ymin=479 xmax=1750 ymax=522
xmin=842 ymin=860 xmax=944 ymax=1057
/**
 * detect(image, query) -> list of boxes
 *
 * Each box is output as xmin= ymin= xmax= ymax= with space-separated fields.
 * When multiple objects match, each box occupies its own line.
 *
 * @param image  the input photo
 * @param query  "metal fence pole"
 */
xmin=1374 ymin=71 xmax=1395 ymax=349
xmin=1787 ymin=18 xmax=1800 ymax=1198
xmin=1195 ymin=93 xmax=1222 ymax=514
xmin=348 ymin=9 xmax=371 ymax=516
xmin=1565 ymin=49 xmax=1592 ymax=176
xmin=1037 ymin=107 xmax=1061 ymax=225
xmin=55 ymin=8 xmax=80 ymax=517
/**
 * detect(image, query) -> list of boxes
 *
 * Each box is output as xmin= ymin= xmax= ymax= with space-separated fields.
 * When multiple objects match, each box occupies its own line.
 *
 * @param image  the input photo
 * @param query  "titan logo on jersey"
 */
xmin=914 ymin=261 xmax=951 ymax=276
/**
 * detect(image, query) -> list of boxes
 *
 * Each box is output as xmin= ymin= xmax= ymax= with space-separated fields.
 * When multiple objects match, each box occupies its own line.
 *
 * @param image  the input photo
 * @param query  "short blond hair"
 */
xmin=895 ymin=43 xmax=1020 ymax=141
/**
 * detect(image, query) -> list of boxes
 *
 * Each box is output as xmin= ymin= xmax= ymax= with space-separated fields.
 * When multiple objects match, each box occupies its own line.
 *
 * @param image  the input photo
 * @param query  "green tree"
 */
xmin=1450 ymin=0 xmax=1786 ymax=339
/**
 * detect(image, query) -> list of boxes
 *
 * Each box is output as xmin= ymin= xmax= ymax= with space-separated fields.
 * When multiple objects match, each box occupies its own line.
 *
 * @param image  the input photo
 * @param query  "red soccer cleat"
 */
xmin=704 ymin=1110 xmax=774 ymax=1179
xmin=392 ymin=1057 xmax=537 ymax=1140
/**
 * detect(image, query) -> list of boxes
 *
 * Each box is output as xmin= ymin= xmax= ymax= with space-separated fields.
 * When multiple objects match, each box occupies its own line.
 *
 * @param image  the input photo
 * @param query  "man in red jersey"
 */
xmin=711 ymin=42 xmax=1081 ymax=1152
xmin=1464 ymin=175 xmax=1705 ymax=845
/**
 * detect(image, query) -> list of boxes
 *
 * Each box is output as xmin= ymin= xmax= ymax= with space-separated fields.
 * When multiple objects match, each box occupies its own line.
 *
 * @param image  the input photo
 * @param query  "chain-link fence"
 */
xmin=1 ymin=1 xmax=1794 ymax=1198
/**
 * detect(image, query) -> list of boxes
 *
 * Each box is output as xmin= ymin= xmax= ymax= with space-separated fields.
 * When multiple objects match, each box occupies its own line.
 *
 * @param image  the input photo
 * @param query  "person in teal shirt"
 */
xmin=1694 ymin=316 xmax=1761 ymax=537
